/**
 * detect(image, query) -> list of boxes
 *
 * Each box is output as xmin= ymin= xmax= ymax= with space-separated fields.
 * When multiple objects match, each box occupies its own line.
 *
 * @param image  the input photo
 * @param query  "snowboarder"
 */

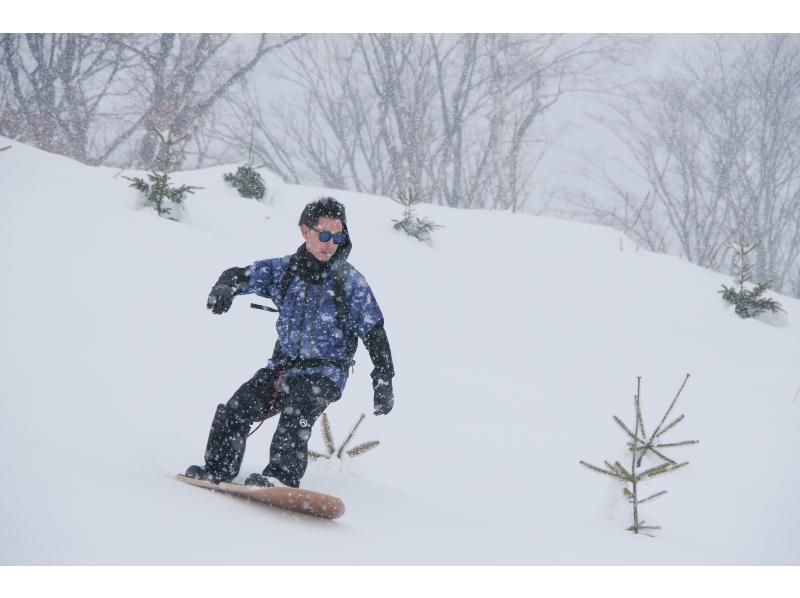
xmin=185 ymin=197 xmax=395 ymax=488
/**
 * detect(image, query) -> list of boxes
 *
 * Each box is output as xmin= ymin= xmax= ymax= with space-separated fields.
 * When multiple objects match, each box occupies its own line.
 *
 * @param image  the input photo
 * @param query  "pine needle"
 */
xmin=321 ymin=413 xmax=335 ymax=456
xmin=337 ymin=414 xmax=366 ymax=458
xmin=580 ymin=461 xmax=622 ymax=479
xmin=635 ymin=377 xmax=647 ymax=440
xmin=648 ymin=373 xmax=691 ymax=443
xmin=654 ymin=440 xmax=699 ymax=449
xmin=638 ymin=490 xmax=668 ymax=504
xmin=642 ymin=461 xmax=688 ymax=478
xmin=347 ymin=440 xmax=380 ymax=457
xmin=654 ymin=414 xmax=685 ymax=438
xmin=640 ymin=462 xmax=672 ymax=478
xmin=643 ymin=445 xmax=677 ymax=465
xmin=613 ymin=416 xmax=645 ymax=443
xmin=613 ymin=461 xmax=633 ymax=481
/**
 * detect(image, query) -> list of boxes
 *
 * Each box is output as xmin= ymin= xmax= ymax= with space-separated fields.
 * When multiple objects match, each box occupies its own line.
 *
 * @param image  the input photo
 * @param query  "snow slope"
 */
xmin=1 ymin=137 xmax=799 ymax=565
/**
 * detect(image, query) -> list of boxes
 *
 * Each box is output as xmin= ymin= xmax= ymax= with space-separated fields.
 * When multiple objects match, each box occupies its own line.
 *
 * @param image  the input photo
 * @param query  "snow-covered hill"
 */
xmin=1 ymin=137 xmax=799 ymax=566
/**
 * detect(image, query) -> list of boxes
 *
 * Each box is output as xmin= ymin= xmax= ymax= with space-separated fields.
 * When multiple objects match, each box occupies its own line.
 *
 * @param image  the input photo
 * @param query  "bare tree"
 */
xmin=0 ymin=33 xmax=305 ymax=170
xmin=285 ymin=34 xmax=373 ymax=190
xmin=102 ymin=33 xmax=305 ymax=169
xmin=449 ymin=34 xmax=558 ymax=212
xmin=214 ymin=78 xmax=303 ymax=183
xmin=581 ymin=62 xmax=737 ymax=268
xmin=0 ymin=33 xmax=135 ymax=163
xmin=730 ymin=35 xmax=800 ymax=291
xmin=242 ymin=33 xmax=640 ymax=211
xmin=356 ymin=33 xmax=439 ymax=198
xmin=576 ymin=34 xmax=800 ymax=295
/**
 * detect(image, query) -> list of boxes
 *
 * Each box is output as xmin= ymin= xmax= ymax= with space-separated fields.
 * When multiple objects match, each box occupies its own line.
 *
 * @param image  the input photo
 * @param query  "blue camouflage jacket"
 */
xmin=242 ymin=252 xmax=385 ymax=391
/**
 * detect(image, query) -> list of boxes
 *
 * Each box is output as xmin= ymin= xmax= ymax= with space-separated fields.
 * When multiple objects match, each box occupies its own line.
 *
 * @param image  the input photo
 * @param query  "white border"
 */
xmin=3 ymin=566 xmax=800 ymax=598
xmin=4 ymin=1 xmax=799 ymax=33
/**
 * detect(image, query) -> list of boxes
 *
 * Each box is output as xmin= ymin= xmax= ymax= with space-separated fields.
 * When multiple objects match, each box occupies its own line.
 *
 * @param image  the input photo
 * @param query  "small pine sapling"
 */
xmin=719 ymin=240 xmax=784 ymax=318
xmin=308 ymin=413 xmax=380 ymax=461
xmin=580 ymin=374 xmax=699 ymax=535
xmin=392 ymin=188 xmax=442 ymax=242
xmin=124 ymin=128 xmax=198 ymax=219
xmin=223 ymin=165 xmax=266 ymax=200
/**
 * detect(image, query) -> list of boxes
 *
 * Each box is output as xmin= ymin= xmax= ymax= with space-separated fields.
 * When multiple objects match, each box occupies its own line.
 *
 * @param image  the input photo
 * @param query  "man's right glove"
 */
xmin=207 ymin=284 xmax=235 ymax=314
xmin=206 ymin=266 xmax=250 ymax=315
xmin=373 ymin=377 xmax=394 ymax=416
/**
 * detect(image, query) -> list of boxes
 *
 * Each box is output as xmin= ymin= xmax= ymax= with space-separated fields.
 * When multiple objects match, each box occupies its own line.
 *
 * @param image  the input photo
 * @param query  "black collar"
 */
xmin=290 ymin=244 xmax=334 ymax=284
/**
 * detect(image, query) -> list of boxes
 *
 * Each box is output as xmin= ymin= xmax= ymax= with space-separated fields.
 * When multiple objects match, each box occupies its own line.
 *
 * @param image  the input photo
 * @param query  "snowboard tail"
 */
xmin=176 ymin=474 xmax=345 ymax=520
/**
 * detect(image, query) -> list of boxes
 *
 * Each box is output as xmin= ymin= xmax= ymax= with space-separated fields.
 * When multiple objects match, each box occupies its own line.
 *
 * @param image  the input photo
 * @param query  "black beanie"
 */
xmin=299 ymin=197 xmax=348 ymax=229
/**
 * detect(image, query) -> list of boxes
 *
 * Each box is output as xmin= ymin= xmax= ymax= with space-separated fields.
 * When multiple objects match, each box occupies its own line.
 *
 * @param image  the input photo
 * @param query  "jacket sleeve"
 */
xmin=363 ymin=320 xmax=395 ymax=382
xmin=242 ymin=258 xmax=285 ymax=299
xmin=343 ymin=268 xmax=395 ymax=381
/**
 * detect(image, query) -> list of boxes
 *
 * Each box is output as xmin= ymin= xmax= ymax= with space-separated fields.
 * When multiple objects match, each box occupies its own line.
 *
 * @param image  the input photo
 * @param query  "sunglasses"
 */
xmin=310 ymin=226 xmax=347 ymax=245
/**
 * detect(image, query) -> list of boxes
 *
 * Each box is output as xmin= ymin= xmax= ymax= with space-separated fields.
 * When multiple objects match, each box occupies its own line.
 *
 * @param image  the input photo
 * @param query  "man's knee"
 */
xmin=227 ymin=367 xmax=280 ymax=422
xmin=281 ymin=376 xmax=341 ymax=416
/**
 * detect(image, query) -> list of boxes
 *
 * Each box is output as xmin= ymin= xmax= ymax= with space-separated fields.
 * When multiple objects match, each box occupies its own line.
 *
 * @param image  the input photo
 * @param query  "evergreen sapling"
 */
xmin=124 ymin=128 xmax=198 ymax=219
xmin=580 ymin=374 xmax=699 ymax=535
xmin=719 ymin=240 xmax=784 ymax=319
xmin=223 ymin=165 xmax=266 ymax=200
xmin=392 ymin=188 xmax=442 ymax=242
xmin=308 ymin=413 xmax=380 ymax=461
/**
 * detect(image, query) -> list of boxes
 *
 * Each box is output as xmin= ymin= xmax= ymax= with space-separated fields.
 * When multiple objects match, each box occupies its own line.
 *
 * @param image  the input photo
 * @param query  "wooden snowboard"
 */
xmin=176 ymin=474 xmax=345 ymax=520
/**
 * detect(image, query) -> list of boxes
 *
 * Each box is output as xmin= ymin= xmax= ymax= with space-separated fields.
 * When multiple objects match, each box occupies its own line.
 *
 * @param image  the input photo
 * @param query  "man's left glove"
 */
xmin=373 ymin=377 xmax=394 ymax=416
xmin=364 ymin=322 xmax=394 ymax=416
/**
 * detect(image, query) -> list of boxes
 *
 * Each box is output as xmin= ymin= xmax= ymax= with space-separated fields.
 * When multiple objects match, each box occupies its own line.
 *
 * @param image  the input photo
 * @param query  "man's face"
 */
xmin=301 ymin=216 xmax=345 ymax=262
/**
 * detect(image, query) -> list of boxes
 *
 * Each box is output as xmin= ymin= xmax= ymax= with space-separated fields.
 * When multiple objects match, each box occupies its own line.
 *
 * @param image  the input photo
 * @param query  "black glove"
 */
xmin=206 ymin=266 xmax=250 ymax=315
xmin=364 ymin=322 xmax=395 ymax=416
xmin=373 ymin=377 xmax=394 ymax=416
xmin=207 ymin=284 xmax=235 ymax=314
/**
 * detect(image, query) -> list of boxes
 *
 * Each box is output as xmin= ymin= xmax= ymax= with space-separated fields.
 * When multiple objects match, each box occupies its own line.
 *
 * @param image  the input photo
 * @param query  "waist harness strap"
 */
xmin=285 ymin=356 xmax=354 ymax=370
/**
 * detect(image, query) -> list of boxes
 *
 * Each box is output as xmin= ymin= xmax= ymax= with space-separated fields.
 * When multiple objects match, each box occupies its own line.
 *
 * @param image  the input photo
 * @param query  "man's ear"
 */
xmin=300 ymin=224 xmax=310 ymax=240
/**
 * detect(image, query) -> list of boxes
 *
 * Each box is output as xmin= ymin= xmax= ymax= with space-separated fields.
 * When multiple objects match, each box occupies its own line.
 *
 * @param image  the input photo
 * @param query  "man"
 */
xmin=185 ymin=197 xmax=395 ymax=488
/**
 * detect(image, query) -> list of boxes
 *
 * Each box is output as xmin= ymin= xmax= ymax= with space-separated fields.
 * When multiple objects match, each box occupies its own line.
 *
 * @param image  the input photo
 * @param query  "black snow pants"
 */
xmin=202 ymin=367 xmax=341 ymax=487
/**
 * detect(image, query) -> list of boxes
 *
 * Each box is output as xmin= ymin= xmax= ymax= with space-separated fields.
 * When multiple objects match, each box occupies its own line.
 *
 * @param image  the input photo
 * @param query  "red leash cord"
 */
xmin=247 ymin=368 xmax=285 ymax=438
